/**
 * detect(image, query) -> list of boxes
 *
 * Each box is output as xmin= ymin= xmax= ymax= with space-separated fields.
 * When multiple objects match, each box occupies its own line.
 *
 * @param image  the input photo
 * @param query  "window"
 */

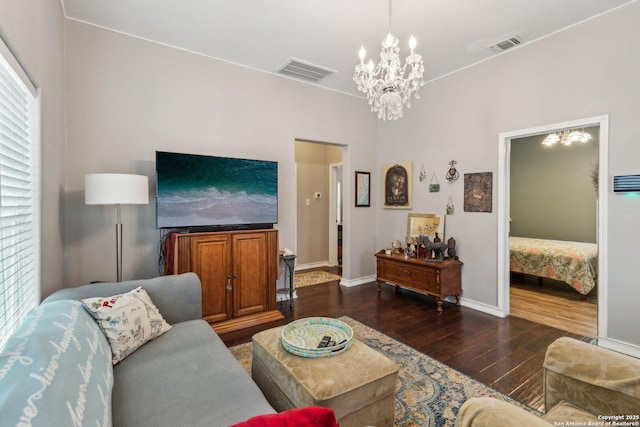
xmin=0 ymin=37 xmax=40 ymax=350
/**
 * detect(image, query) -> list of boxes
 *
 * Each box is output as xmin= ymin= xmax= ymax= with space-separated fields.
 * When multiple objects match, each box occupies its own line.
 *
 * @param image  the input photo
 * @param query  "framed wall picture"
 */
xmin=355 ymin=171 xmax=371 ymax=207
xmin=464 ymin=172 xmax=493 ymax=212
xmin=382 ymin=161 xmax=413 ymax=209
xmin=407 ymin=213 xmax=445 ymax=240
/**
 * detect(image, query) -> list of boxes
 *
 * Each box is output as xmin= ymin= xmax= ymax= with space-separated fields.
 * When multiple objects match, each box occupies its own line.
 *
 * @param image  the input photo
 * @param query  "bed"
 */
xmin=509 ymin=236 xmax=598 ymax=297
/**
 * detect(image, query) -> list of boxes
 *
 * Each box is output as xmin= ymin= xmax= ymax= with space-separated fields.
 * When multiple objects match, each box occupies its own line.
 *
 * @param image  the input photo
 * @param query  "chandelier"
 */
xmin=541 ymin=129 xmax=592 ymax=146
xmin=353 ymin=0 xmax=425 ymax=121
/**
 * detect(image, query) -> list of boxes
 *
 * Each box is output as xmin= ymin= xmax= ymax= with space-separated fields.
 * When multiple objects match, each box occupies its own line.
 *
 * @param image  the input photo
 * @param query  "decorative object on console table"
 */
xmin=383 ymin=161 xmax=412 ymax=209
xmin=446 ymin=237 xmax=458 ymax=260
xmin=85 ymin=173 xmax=149 ymax=282
xmin=407 ymin=213 xmax=444 ymax=240
xmin=355 ymin=171 xmax=371 ymax=207
xmin=418 ymin=234 xmax=447 ymax=262
xmin=375 ymin=250 xmax=462 ymax=313
xmin=166 ymin=229 xmax=284 ymax=334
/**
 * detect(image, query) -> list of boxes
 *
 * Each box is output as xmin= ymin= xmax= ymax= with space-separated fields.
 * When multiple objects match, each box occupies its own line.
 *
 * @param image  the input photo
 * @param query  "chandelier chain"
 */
xmin=388 ymin=0 xmax=393 ymax=32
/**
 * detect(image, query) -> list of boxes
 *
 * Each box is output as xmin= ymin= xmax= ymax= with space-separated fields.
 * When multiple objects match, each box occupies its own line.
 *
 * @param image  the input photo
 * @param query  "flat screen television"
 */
xmin=156 ymin=151 xmax=278 ymax=230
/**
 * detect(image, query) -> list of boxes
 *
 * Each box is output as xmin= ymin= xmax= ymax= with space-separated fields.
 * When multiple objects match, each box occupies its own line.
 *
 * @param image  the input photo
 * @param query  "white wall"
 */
xmin=376 ymin=2 xmax=640 ymax=348
xmin=0 ymin=0 xmax=66 ymax=298
xmin=63 ymin=21 xmax=378 ymax=288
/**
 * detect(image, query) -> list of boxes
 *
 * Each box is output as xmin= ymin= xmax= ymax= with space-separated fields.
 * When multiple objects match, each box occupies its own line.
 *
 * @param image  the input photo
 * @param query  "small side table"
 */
xmin=280 ymin=254 xmax=297 ymax=309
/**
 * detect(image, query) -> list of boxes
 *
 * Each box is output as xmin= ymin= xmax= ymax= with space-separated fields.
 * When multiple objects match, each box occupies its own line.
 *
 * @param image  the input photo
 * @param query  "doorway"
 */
xmin=294 ymin=140 xmax=344 ymax=272
xmin=497 ymin=115 xmax=608 ymax=339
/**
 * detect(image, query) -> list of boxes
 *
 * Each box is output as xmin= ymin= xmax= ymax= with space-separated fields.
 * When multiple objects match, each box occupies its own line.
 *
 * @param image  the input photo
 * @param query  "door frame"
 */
xmin=497 ymin=115 xmax=608 ymax=338
xmin=329 ymin=162 xmax=343 ymax=266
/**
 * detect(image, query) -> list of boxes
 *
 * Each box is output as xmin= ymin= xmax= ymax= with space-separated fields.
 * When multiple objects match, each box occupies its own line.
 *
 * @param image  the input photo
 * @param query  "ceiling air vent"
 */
xmin=277 ymin=58 xmax=336 ymax=83
xmin=490 ymin=36 xmax=522 ymax=52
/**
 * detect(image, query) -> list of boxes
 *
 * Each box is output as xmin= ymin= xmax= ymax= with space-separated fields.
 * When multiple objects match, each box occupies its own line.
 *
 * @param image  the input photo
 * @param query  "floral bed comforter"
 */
xmin=509 ymin=236 xmax=598 ymax=296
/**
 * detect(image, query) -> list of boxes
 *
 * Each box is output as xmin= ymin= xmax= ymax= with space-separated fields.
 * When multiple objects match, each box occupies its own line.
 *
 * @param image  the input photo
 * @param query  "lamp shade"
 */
xmin=85 ymin=173 xmax=149 ymax=205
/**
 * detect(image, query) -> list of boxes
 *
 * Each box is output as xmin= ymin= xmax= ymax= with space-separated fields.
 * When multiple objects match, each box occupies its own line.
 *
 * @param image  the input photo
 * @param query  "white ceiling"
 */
xmin=61 ymin=0 xmax=634 ymax=97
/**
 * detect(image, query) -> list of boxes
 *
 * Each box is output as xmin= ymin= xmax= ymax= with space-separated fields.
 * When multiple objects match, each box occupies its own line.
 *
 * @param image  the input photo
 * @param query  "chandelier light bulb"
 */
xmin=359 ymin=47 xmax=366 ymax=64
xmin=567 ymin=130 xmax=583 ymax=142
xmin=580 ymin=132 xmax=592 ymax=143
xmin=409 ymin=36 xmax=417 ymax=52
xmin=385 ymin=33 xmax=394 ymax=47
xmin=367 ymin=60 xmax=375 ymax=73
xmin=542 ymin=133 xmax=560 ymax=146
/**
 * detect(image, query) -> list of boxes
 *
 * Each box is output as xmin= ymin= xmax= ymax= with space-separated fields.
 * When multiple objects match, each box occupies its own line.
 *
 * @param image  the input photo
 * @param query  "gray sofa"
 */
xmin=0 ymin=273 xmax=276 ymax=427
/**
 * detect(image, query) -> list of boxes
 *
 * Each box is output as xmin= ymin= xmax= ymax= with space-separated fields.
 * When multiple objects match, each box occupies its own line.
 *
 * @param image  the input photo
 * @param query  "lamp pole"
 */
xmin=116 ymin=203 xmax=123 ymax=282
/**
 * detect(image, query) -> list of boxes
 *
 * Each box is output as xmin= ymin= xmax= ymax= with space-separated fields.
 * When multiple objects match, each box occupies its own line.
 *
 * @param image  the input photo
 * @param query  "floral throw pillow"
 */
xmin=82 ymin=286 xmax=172 ymax=364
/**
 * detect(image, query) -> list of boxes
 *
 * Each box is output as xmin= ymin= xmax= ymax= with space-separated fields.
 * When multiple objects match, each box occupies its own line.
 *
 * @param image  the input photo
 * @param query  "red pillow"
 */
xmin=229 ymin=407 xmax=339 ymax=427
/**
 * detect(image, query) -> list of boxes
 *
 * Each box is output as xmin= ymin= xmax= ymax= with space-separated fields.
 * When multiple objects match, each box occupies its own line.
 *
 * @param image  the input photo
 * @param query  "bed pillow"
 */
xmin=82 ymin=286 xmax=172 ymax=364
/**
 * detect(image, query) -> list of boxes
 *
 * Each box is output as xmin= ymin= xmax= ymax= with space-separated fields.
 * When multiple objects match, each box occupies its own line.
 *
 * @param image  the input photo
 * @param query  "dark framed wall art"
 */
xmin=383 ymin=161 xmax=413 ymax=209
xmin=355 ymin=171 xmax=371 ymax=207
xmin=464 ymin=172 xmax=493 ymax=212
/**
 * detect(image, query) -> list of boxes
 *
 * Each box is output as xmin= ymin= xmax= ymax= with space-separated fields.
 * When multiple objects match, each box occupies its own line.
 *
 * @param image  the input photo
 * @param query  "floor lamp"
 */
xmin=85 ymin=173 xmax=149 ymax=282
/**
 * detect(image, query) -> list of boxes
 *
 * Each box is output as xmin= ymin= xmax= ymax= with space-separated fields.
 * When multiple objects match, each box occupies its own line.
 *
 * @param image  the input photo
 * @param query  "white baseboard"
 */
xmin=459 ymin=298 xmax=507 ymax=318
xmin=339 ymin=275 xmax=376 ymax=288
xmin=597 ymin=337 xmax=640 ymax=358
xmin=294 ymin=261 xmax=334 ymax=271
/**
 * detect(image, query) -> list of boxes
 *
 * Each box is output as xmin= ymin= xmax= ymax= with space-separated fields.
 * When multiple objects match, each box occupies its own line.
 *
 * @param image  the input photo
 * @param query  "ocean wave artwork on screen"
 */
xmin=156 ymin=151 xmax=278 ymax=228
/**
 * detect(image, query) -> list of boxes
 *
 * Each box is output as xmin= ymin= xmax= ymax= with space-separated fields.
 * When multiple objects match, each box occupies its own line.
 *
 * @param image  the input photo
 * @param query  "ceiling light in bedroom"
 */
xmin=353 ymin=0 xmax=425 ymax=121
xmin=541 ymin=129 xmax=592 ymax=146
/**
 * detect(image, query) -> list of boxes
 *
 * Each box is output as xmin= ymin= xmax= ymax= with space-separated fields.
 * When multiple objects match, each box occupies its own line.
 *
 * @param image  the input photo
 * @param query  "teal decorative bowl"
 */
xmin=281 ymin=317 xmax=354 ymax=358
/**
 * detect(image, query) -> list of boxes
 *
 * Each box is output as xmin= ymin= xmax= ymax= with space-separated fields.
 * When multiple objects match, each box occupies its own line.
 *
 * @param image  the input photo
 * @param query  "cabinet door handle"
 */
xmin=401 ymin=269 xmax=410 ymax=276
xmin=226 ymin=275 xmax=233 ymax=292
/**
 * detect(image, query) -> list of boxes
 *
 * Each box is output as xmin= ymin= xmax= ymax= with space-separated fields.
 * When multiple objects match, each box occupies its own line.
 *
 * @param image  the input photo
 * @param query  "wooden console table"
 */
xmin=375 ymin=250 xmax=463 ymax=313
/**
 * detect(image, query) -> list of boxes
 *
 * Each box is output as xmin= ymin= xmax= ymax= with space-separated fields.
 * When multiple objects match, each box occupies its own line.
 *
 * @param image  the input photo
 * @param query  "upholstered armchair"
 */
xmin=455 ymin=337 xmax=640 ymax=426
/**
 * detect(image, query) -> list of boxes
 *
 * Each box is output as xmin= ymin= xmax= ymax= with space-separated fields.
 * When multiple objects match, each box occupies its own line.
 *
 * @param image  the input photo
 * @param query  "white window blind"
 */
xmin=0 ymin=38 xmax=39 ymax=350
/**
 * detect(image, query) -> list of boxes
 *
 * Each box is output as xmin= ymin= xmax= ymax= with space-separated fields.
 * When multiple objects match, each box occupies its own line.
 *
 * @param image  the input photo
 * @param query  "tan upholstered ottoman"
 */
xmin=252 ymin=326 xmax=399 ymax=427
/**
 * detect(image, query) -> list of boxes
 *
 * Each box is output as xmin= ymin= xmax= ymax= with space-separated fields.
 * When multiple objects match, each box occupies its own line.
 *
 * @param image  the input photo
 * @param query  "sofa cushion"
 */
xmin=82 ymin=286 xmax=172 ymax=364
xmin=111 ymin=319 xmax=276 ymax=426
xmin=44 ymin=273 xmax=203 ymax=324
xmin=542 ymin=400 xmax=599 ymax=425
xmin=0 ymin=300 xmax=113 ymax=427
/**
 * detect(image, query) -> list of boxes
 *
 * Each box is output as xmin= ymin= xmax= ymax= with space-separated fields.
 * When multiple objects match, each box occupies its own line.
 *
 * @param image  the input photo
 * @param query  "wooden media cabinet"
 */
xmin=167 ymin=229 xmax=283 ymax=333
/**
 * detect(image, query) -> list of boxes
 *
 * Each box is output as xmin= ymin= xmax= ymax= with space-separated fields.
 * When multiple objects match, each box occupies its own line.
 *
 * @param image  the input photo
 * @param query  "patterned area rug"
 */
xmin=294 ymin=271 xmax=341 ymax=288
xmin=229 ymin=316 xmax=540 ymax=427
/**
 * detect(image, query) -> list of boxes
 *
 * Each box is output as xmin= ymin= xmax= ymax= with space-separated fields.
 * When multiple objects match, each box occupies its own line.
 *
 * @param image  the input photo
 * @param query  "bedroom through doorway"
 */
xmin=507 ymin=125 xmax=600 ymax=338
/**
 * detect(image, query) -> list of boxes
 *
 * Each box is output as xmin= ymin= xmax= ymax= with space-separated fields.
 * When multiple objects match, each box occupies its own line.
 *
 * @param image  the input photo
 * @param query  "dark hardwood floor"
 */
xmin=219 ymin=271 xmax=589 ymax=412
